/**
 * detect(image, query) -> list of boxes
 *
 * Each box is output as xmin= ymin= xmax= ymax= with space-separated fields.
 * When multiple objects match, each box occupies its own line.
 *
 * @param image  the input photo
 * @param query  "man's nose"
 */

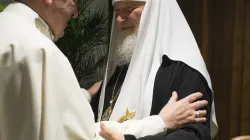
xmin=71 ymin=8 xmax=78 ymax=18
xmin=116 ymin=15 xmax=128 ymax=23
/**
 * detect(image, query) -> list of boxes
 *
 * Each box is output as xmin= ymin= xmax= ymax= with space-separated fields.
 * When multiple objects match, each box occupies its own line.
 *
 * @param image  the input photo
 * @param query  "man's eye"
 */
xmin=127 ymin=7 xmax=134 ymax=11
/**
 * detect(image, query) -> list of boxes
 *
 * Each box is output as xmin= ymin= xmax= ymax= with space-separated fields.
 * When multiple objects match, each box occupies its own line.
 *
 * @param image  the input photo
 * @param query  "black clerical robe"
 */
xmin=91 ymin=55 xmax=212 ymax=140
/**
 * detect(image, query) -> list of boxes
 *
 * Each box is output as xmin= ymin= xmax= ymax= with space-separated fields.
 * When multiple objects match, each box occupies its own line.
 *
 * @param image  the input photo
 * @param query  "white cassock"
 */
xmin=0 ymin=2 xmax=167 ymax=140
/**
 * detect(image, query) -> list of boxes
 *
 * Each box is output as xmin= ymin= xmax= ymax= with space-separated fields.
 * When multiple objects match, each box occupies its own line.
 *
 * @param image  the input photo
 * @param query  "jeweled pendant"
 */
xmin=101 ymin=106 xmax=112 ymax=121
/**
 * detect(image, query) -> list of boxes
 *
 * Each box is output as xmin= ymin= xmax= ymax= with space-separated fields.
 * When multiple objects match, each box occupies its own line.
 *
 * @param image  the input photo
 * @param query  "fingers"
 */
xmin=99 ymin=131 xmax=109 ymax=140
xmin=195 ymin=117 xmax=207 ymax=123
xmin=191 ymin=100 xmax=208 ymax=110
xmin=185 ymin=92 xmax=203 ymax=103
xmin=167 ymin=91 xmax=178 ymax=104
xmin=99 ymin=122 xmax=124 ymax=140
xmin=99 ymin=122 xmax=113 ymax=139
xmin=193 ymin=110 xmax=207 ymax=123
xmin=182 ymin=110 xmax=207 ymax=125
xmin=100 ymin=122 xmax=107 ymax=132
xmin=197 ymin=110 xmax=207 ymax=117
xmin=88 ymin=81 xmax=103 ymax=97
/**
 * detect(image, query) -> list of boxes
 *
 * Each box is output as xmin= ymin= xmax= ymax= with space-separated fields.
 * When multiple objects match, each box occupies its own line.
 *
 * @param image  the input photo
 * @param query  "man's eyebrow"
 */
xmin=129 ymin=1 xmax=145 ymax=7
xmin=129 ymin=2 xmax=137 ymax=6
xmin=125 ymin=2 xmax=139 ymax=7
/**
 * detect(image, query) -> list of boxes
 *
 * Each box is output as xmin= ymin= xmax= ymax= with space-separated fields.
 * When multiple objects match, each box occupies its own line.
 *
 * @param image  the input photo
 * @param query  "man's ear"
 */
xmin=44 ymin=0 xmax=53 ymax=5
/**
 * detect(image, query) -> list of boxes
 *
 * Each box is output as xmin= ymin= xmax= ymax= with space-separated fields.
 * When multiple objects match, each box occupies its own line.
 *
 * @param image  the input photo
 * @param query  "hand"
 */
xmin=88 ymin=81 xmax=102 ymax=97
xmin=159 ymin=91 xmax=208 ymax=129
xmin=99 ymin=122 xmax=125 ymax=140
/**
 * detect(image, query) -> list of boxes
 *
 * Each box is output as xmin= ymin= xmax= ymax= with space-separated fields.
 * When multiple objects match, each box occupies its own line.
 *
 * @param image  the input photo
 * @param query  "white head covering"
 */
xmin=99 ymin=0 xmax=218 ymax=138
xmin=112 ymin=0 xmax=146 ymax=5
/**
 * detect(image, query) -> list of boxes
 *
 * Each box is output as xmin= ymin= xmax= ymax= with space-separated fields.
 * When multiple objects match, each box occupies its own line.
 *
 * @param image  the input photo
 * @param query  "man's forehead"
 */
xmin=114 ymin=0 xmax=146 ymax=8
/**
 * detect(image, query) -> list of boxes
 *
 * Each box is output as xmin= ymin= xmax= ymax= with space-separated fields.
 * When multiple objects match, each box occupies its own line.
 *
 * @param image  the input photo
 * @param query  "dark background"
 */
xmin=177 ymin=0 xmax=250 ymax=139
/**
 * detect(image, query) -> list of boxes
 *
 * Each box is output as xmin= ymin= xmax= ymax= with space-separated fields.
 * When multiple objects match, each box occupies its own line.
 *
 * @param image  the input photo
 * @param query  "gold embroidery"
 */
xmin=117 ymin=108 xmax=136 ymax=123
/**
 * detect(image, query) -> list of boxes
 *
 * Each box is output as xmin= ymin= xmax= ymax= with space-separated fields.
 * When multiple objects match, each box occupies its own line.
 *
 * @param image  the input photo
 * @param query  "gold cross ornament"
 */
xmin=117 ymin=108 xmax=136 ymax=123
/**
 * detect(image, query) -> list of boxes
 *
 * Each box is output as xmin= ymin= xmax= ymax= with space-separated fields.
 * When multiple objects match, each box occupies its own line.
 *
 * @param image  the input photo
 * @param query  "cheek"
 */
xmin=128 ymin=13 xmax=141 ymax=26
xmin=55 ymin=0 xmax=75 ymax=16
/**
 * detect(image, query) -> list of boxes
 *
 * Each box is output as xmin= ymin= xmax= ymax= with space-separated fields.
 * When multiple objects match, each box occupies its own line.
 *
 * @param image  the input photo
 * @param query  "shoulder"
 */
xmin=159 ymin=55 xmax=211 ymax=91
xmin=0 ymin=30 xmax=54 ymax=72
xmin=0 ymin=26 xmax=56 ymax=66
xmin=0 ymin=11 xmax=55 ymax=50
xmin=160 ymin=55 xmax=205 ymax=79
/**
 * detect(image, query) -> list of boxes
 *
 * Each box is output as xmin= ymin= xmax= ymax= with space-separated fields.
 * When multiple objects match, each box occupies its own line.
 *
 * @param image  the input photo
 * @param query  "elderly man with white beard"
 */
xmin=91 ymin=0 xmax=219 ymax=140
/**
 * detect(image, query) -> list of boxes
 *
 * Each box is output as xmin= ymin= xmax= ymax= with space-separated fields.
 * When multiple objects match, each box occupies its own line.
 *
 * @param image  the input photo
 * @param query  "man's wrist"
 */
xmin=156 ymin=115 xmax=168 ymax=132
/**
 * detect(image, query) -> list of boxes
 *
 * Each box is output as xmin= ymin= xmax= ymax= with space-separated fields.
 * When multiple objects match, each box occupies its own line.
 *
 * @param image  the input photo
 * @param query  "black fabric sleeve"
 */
xmin=125 ymin=55 xmax=212 ymax=140
xmin=124 ymin=135 xmax=138 ymax=140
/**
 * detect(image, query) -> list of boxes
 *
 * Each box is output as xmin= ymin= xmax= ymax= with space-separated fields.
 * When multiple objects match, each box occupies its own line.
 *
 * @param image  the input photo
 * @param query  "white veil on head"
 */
xmin=112 ymin=0 xmax=146 ymax=5
xmin=99 ymin=0 xmax=218 ymax=138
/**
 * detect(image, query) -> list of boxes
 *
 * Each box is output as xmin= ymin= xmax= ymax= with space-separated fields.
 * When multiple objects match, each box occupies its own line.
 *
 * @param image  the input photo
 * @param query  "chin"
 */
xmin=59 ymin=31 xmax=65 ymax=38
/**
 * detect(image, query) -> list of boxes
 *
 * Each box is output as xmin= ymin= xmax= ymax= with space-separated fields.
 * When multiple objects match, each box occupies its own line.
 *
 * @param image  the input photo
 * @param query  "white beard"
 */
xmin=115 ymin=30 xmax=138 ymax=66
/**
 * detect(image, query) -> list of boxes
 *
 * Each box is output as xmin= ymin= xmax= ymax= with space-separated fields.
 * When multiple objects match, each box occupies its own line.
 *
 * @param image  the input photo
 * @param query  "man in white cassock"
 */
xmin=0 ymin=0 xmax=212 ymax=139
xmin=91 ymin=0 xmax=219 ymax=139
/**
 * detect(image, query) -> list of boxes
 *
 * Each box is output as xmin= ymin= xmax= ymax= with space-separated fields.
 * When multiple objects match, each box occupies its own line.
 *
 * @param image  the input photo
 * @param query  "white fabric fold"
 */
xmin=112 ymin=0 xmax=146 ymax=5
xmin=82 ymin=88 xmax=91 ymax=102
